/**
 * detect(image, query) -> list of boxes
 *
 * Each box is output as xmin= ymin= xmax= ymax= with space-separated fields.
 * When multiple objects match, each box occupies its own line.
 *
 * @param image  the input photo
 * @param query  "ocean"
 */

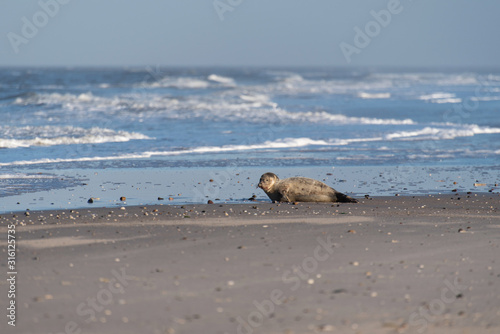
xmin=1 ymin=67 xmax=499 ymax=212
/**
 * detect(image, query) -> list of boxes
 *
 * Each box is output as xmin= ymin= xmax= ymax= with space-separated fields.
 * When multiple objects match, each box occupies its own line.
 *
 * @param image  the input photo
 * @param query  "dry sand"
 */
xmin=1 ymin=194 xmax=499 ymax=334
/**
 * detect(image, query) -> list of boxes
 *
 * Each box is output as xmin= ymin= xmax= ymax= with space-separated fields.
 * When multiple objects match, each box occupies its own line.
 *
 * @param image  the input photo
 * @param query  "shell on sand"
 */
xmin=258 ymin=172 xmax=358 ymax=203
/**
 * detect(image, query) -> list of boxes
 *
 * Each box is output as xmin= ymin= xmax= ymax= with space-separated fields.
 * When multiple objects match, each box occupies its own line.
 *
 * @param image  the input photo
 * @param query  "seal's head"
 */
xmin=258 ymin=173 xmax=279 ymax=192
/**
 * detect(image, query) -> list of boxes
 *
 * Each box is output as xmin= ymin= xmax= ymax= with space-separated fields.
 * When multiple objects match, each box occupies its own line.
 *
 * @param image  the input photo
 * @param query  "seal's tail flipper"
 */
xmin=336 ymin=192 xmax=358 ymax=203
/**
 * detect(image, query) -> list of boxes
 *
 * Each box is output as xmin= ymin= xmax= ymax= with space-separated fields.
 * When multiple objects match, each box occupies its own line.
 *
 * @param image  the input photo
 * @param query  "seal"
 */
xmin=258 ymin=172 xmax=358 ymax=203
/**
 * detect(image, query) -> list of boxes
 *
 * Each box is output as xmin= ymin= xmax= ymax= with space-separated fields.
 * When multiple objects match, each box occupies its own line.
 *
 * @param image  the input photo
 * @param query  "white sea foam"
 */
xmin=419 ymin=93 xmax=455 ymax=100
xmin=140 ymin=77 xmax=210 ymax=89
xmin=262 ymin=77 xmax=390 ymax=95
xmin=239 ymin=94 xmax=273 ymax=103
xmin=286 ymin=111 xmax=414 ymax=125
xmin=120 ymin=94 xmax=415 ymax=125
xmin=0 ymin=137 xmax=349 ymax=166
xmin=432 ymin=98 xmax=462 ymax=104
xmin=407 ymin=153 xmax=455 ymax=160
xmin=2 ymin=126 xmax=500 ymax=167
xmin=357 ymin=92 xmax=391 ymax=99
xmin=139 ymin=74 xmax=237 ymax=89
xmin=149 ymin=102 xmax=415 ymax=125
xmin=0 ymin=126 xmax=151 ymax=149
xmin=0 ymin=173 xmax=56 ymax=179
xmin=385 ymin=125 xmax=500 ymax=141
xmin=258 ymin=72 xmax=482 ymax=97
xmin=281 ymin=74 xmax=304 ymax=83
xmin=13 ymin=91 xmax=414 ymax=126
xmin=207 ymin=74 xmax=236 ymax=86
xmin=419 ymin=92 xmax=462 ymax=103
xmin=14 ymin=92 xmax=124 ymax=112
xmin=434 ymin=74 xmax=479 ymax=86
xmin=14 ymin=92 xmax=182 ymax=114
xmin=373 ymin=73 xmax=479 ymax=86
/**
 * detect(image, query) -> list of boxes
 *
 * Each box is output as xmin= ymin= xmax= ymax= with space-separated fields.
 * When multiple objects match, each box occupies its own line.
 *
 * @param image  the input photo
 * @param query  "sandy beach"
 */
xmin=1 ymin=193 xmax=499 ymax=334
xmin=2 ymin=1 xmax=500 ymax=333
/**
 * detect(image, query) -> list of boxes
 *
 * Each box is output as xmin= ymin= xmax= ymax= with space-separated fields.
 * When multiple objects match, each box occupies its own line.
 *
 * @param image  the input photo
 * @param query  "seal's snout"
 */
xmin=257 ymin=182 xmax=262 ymax=189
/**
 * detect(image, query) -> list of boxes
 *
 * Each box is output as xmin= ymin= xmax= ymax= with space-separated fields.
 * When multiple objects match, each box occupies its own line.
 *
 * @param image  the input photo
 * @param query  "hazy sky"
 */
xmin=1 ymin=0 xmax=499 ymax=67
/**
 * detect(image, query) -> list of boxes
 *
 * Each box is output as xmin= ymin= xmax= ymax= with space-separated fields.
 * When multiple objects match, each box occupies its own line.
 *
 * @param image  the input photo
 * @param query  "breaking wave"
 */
xmin=2 ymin=123 xmax=499 ymax=167
xmin=0 ymin=126 xmax=151 ymax=149
xmin=12 ymin=92 xmax=415 ymax=125
xmin=207 ymin=74 xmax=236 ymax=86
xmin=385 ymin=125 xmax=500 ymax=141
xmin=419 ymin=93 xmax=462 ymax=104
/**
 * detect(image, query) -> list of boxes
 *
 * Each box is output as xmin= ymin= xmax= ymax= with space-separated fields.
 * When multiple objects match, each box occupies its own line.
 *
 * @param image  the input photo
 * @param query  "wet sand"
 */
xmin=1 ymin=194 xmax=499 ymax=333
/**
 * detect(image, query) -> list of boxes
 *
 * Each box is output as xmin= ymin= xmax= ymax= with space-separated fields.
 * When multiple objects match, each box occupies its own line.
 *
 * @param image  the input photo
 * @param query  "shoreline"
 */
xmin=1 ymin=164 xmax=499 ymax=214
xmin=1 ymin=193 xmax=498 ymax=222
xmin=1 ymin=194 xmax=499 ymax=333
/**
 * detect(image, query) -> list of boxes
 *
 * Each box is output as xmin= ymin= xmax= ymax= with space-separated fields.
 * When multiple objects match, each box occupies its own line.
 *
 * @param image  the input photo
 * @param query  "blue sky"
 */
xmin=1 ymin=0 xmax=500 ymax=67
